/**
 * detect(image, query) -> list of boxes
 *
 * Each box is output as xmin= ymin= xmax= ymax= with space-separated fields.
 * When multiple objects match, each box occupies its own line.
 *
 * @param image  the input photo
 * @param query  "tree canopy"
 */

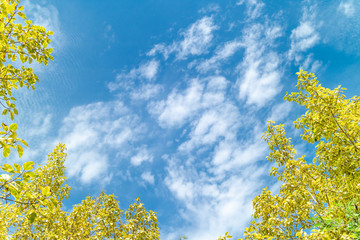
xmin=241 ymin=70 xmax=360 ymax=239
xmin=0 ymin=0 xmax=159 ymax=239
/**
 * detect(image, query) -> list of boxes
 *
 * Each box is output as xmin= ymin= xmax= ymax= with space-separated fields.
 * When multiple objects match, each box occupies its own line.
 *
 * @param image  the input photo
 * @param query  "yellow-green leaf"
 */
xmin=3 ymin=147 xmax=11 ymax=158
xmin=22 ymin=161 xmax=34 ymax=171
xmin=16 ymin=145 xmax=23 ymax=158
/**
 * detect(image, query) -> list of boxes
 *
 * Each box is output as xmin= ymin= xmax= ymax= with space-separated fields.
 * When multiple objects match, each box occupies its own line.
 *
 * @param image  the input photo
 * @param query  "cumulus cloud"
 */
xmin=148 ymin=16 xmax=218 ymax=60
xmin=57 ymin=101 xmax=145 ymax=184
xmin=237 ymin=23 xmax=283 ymax=108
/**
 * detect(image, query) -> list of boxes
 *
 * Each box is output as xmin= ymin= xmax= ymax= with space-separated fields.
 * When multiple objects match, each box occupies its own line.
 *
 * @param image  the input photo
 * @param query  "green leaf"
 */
xmin=50 ymin=198 xmax=58 ymax=208
xmin=3 ymin=147 xmax=11 ymax=158
xmin=9 ymin=123 xmax=18 ymax=131
xmin=28 ymin=212 xmax=36 ymax=223
xmin=22 ymin=161 xmax=34 ymax=171
xmin=14 ymin=163 xmax=21 ymax=173
xmin=2 ymin=123 xmax=8 ymax=131
xmin=9 ymin=185 xmax=19 ymax=199
xmin=2 ymin=109 xmax=8 ymax=115
xmin=2 ymin=163 xmax=14 ymax=173
xmin=16 ymin=145 xmax=23 ymax=158
xmin=41 ymin=186 xmax=51 ymax=196
xmin=23 ymin=172 xmax=30 ymax=182
xmin=10 ymin=111 xmax=14 ymax=120
xmin=20 ymin=139 xmax=29 ymax=147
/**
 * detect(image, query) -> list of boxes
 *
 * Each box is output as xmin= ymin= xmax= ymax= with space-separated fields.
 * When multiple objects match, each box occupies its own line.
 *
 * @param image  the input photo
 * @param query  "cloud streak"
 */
xmin=148 ymin=16 xmax=218 ymax=60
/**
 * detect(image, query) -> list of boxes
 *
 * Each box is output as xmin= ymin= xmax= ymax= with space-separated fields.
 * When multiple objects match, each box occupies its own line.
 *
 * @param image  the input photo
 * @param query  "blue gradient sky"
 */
xmin=8 ymin=0 xmax=360 ymax=239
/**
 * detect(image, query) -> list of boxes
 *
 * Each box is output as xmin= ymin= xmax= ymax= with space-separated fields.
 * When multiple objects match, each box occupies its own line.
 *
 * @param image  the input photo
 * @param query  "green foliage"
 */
xmin=1 ymin=0 xmax=53 ymax=158
xmin=238 ymin=70 xmax=360 ymax=239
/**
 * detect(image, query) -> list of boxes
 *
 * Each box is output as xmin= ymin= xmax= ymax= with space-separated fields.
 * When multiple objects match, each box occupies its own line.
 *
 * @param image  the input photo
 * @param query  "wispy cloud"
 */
xmin=237 ymin=23 xmax=283 ymax=108
xmin=131 ymin=148 xmax=153 ymax=166
xmin=103 ymin=24 xmax=116 ymax=49
xmin=57 ymin=101 xmax=145 ymax=184
xmin=338 ymin=0 xmax=355 ymax=17
xmin=195 ymin=40 xmax=244 ymax=73
xmin=108 ymin=60 xmax=160 ymax=92
xmin=288 ymin=3 xmax=320 ymax=68
xmin=150 ymin=59 xmax=270 ymax=239
xmin=266 ymin=102 xmax=293 ymax=123
xmin=130 ymin=83 xmax=162 ymax=101
xmin=149 ymin=79 xmax=204 ymax=128
xmin=148 ymin=16 xmax=218 ymax=60
xmin=141 ymin=171 xmax=155 ymax=185
xmin=236 ymin=0 xmax=265 ymax=19
xmin=164 ymin=147 xmax=268 ymax=239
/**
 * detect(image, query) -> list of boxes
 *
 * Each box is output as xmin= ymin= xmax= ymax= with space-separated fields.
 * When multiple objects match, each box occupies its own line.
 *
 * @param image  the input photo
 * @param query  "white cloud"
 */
xmin=196 ymin=40 xmax=244 ymax=73
xmin=131 ymin=148 xmax=153 ymax=166
xmin=237 ymin=0 xmax=265 ymax=19
xmin=177 ymin=16 xmax=217 ymax=59
xmin=149 ymin=76 xmax=228 ymax=128
xmin=338 ymin=0 xmax=355 ymax=17
xmin=108 ymin=60 xmax=160 ymax=92
xmin=148 ymin=16 xmax=218 ymax=60
xmin=288 ymin=4 xmax=320 ymax=66
xmin=211 ymin=138 xmax=266 ymax=175
xmin=141 ymin=171 xmax=155 ymax=185
xmin=164 ymin=154 xmax=268 ymax=240
xmin=178 ymin=103 xmax=240 ymax=152
xmin=153 ymin=66 xmax=269 ymax=239
xmin=267 ymin=102 xmax=292 ymax=123
xmin=57 ymin=101 xmax=145 ymax=184
xmin=26 ymin=113 xmax=52 ymax=137
xmin=301 ymin=54 xmax=322 ymax=73
xmin=149 ymin=79 xmax=204 ymax=128
xmin=130 ymin=83 xmax=162 ymax=100
xmin=237 ymin=24 xmax=283 ymax=108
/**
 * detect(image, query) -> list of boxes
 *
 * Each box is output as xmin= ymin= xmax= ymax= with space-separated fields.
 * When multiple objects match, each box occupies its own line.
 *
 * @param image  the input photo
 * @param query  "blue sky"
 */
xmin=8 ymin=0 xmax=360 ymax=239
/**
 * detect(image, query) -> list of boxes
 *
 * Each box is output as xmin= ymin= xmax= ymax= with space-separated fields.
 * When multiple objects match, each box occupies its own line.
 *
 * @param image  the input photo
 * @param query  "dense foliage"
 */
xmin=241 ymin=70 xmax=360 ymax=239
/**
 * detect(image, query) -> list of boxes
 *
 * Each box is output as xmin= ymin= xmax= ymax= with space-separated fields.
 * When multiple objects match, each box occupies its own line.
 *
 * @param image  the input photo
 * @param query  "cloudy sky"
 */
xmin=8 ymin=0 xmax=360 ymax=239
